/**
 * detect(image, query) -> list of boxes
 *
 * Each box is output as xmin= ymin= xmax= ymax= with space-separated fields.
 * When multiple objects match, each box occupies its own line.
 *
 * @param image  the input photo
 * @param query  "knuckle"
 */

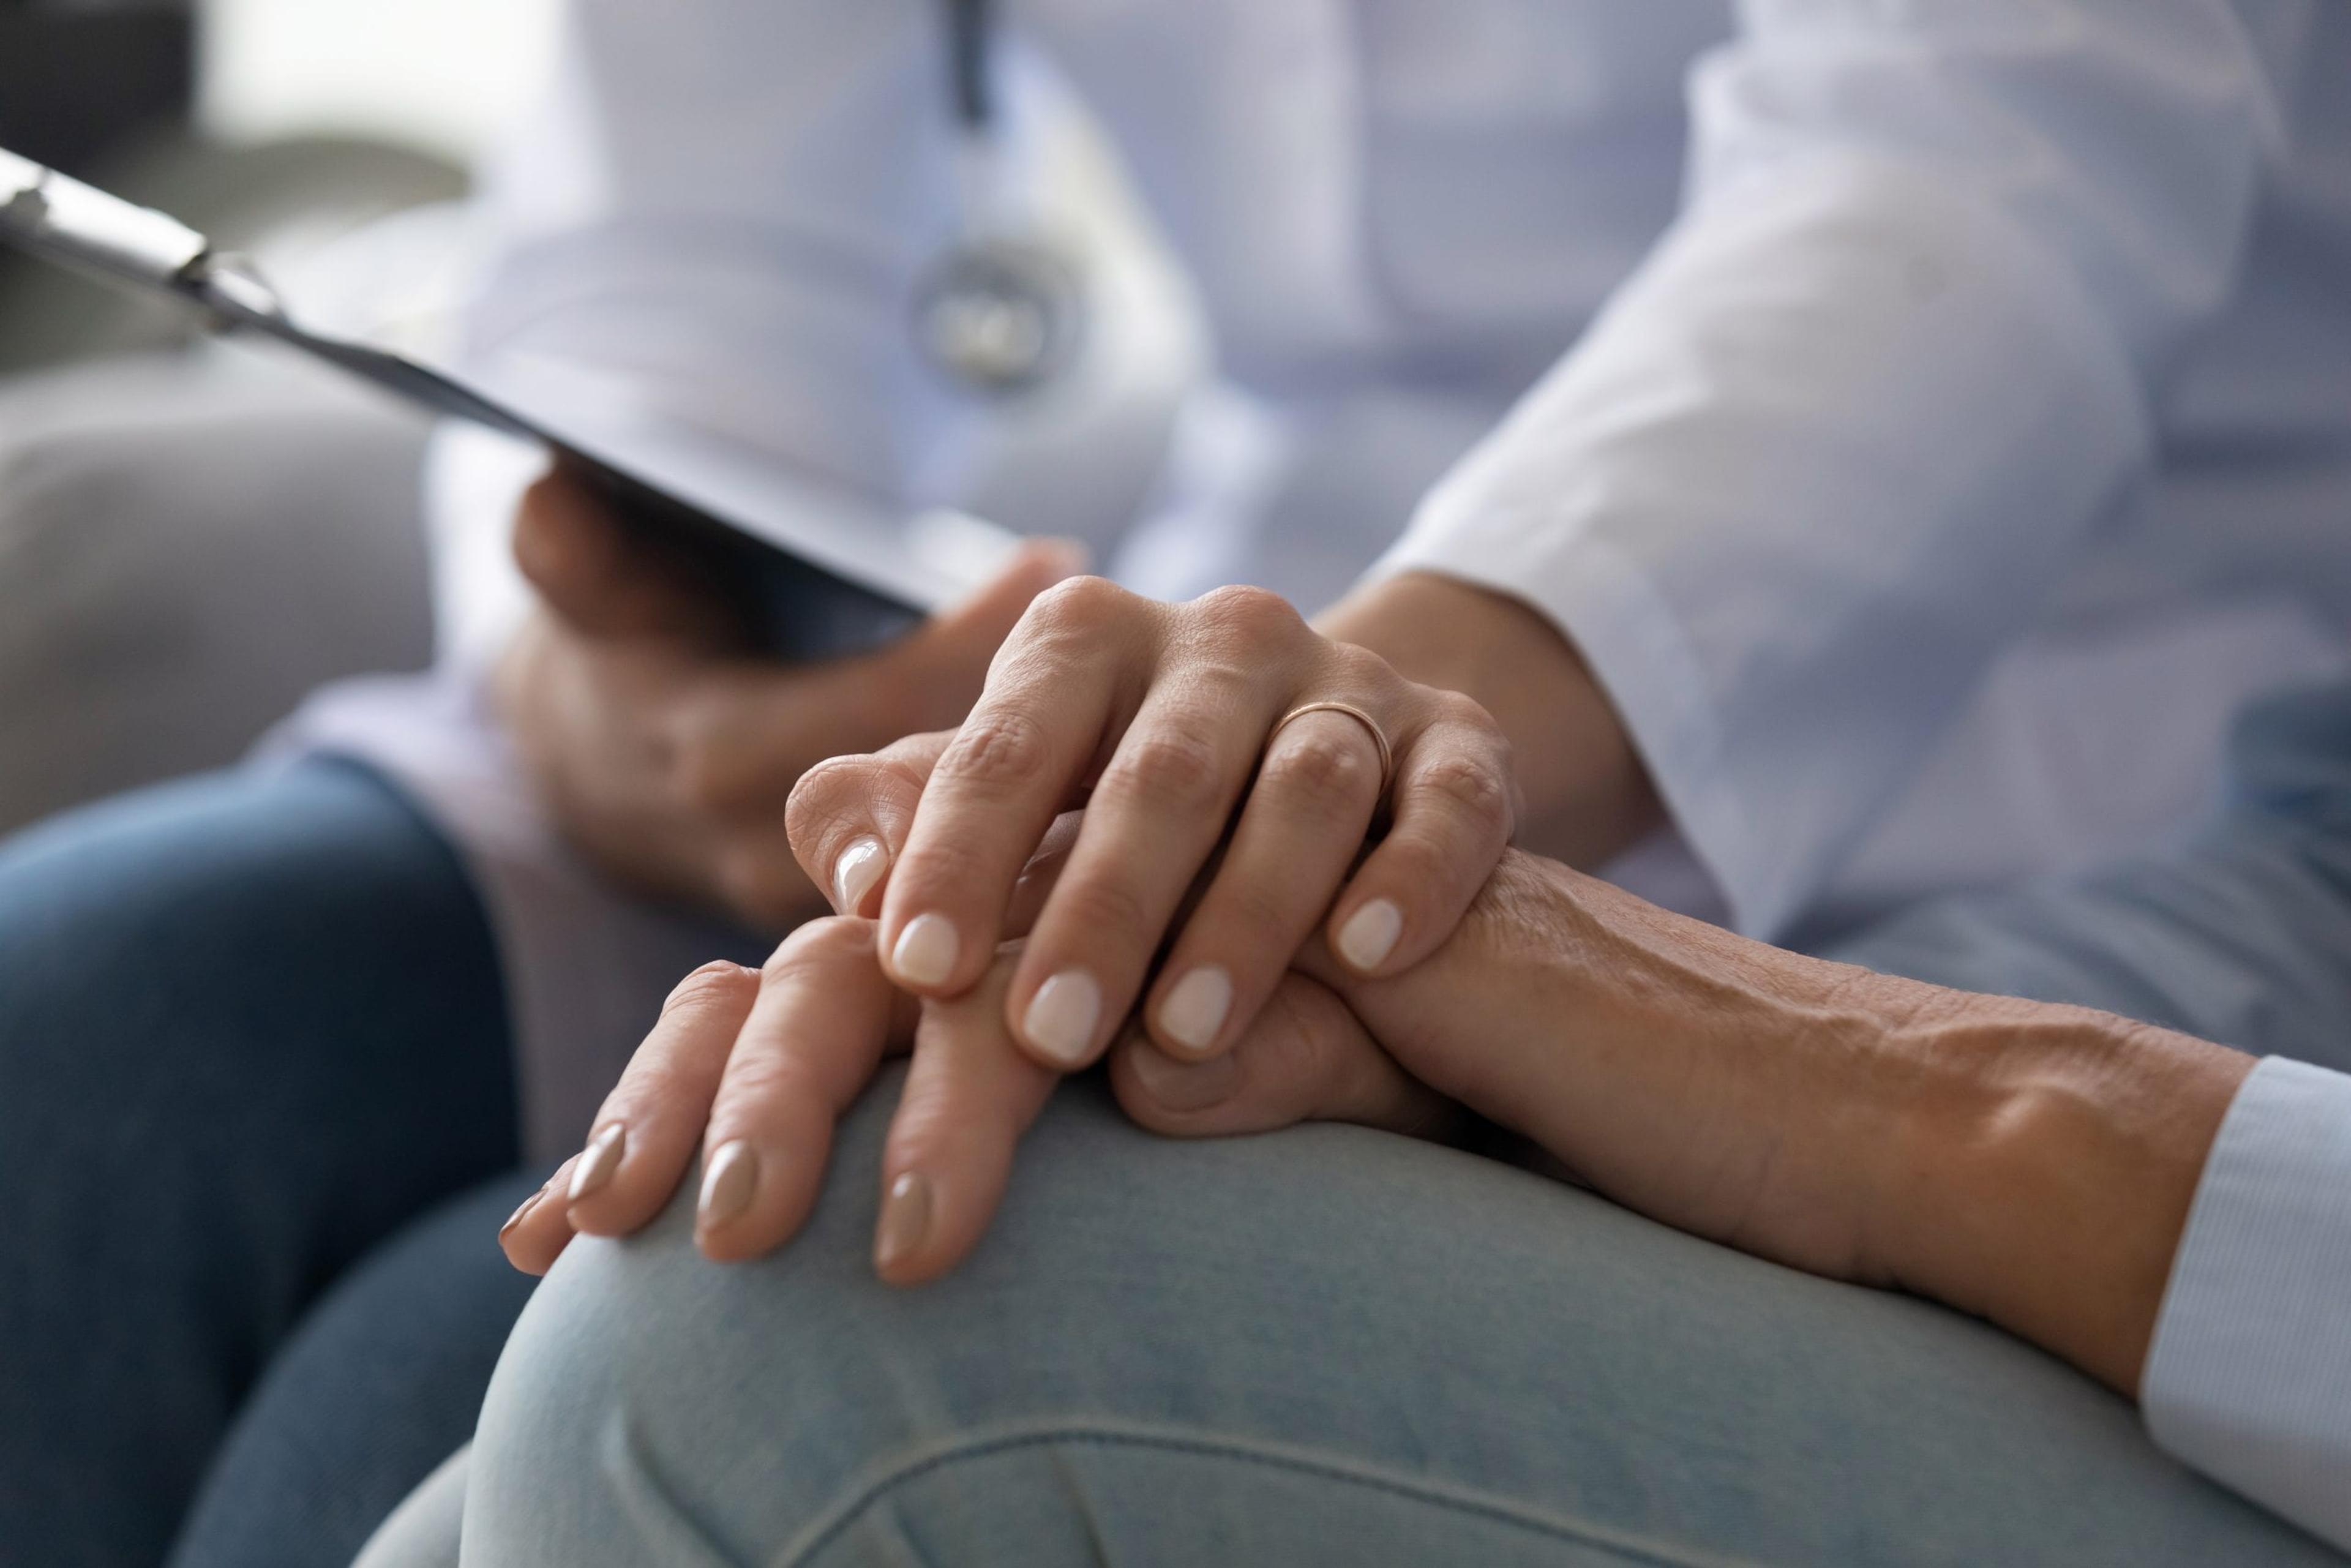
xmin=1376 ymin=822 xmax=1496 ymax=909
xmin=1326 ymin=639 xmax=1397 ymax=692
xmin=1210 ymin=876 xmax=1299 ymax=949
xmin=1259 ymin=729 xmax=1377 ymax=811
xmin=939 ymin=709 xmax=1057 ymax=795
xmin=661 ymin=959 xmax=757 ymax=1018
xmin=1193 ymin=583 xmax=1301 ymax=642
xmin=1265 ymin=981 xmax=1350 ymax=1099
xmin=1100 ymin=729 xmax=1226 ymax=817
xmin=892 ymin=834 xmax=997 ymax=911
xmin=1432 ymin=687 xmax=1501 ymax=733
xmin=1414 ymin=750 xmax=1516 ymax=836
xmin=1024 ymin=574 xmax=1130 ymax=637
xmin=1048 ymin=874 xmax=1157 ymax=950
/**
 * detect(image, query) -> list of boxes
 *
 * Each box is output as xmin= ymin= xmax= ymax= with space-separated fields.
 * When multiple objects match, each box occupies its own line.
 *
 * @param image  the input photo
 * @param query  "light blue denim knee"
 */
xmin=451 ymin=1071 xmax=2331 ymax=1567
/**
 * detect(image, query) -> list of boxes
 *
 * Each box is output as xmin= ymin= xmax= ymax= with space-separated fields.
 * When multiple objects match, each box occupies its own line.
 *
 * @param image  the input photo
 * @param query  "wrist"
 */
xmin=1315 ymin=572 xmax=1662 ymax=866
xmin=1880 ymin=992 xmax=2254 ymax=1395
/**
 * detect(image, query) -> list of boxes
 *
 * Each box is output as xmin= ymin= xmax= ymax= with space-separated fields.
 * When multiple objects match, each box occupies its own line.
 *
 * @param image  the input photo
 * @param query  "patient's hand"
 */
xmin=495 ymin=468 xmax=1076 ymax=928
xmin=1116 ymin=850 xmax=2254 ymax=1398
xmin=501 ymin=816 xmax=1094 ymax=1285
xmin=502 ymin=931 xmax=1062 ymax=1286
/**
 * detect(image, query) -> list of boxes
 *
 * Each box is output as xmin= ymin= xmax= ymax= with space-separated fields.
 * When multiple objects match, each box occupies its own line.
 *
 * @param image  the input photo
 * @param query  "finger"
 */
xmin=1141 ymin=705 xmax=1387 ymax=1061
xmin=1325 ymin=701 xmax=1518 ymax=978
xmin=1112 ymin=972 xmax=1459 ymax=1142
xmin=692 ymin=918 xmax=919 ymax=1261
xmin=785 ymin=730 xmax=956 ymax=917
xmin=499 ymin=1156 xmax=582 ymax=1276
xmin=896 ymin=537 xmax=1091 ymax=713
xmin=999 ymin=664 xmax=1289 ymax=1072
xmin=872 ymin=956 xmax=1060 ymax=1286
xmin=511 ymin=467 xmax=716 ymax=643
xmin=877 ymin=576 xmax=1155 ymax=997
xmin=563 ymin=961 xmax=762 ymax=1237
xmin=680 ymin=539 xmax=1081 ymax=838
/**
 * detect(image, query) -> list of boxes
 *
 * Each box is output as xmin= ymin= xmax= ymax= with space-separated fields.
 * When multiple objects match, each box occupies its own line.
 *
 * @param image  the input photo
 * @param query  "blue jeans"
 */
xmin=0 ymin=760 xmax=533 ymax=1568
xmin=400 ymin=1072 xmax=2329 ymax=1566
xmin=373 ymin=683 xmax=2351 ymax=1566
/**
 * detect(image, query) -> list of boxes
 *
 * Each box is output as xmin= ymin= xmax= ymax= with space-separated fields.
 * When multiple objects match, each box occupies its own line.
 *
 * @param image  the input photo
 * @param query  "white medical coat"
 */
xmin=288 ymin=0 xmax=2350 ymax=1278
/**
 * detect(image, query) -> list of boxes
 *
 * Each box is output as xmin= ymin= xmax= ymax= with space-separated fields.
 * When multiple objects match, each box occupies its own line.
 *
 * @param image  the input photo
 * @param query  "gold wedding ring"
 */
xmin=1267 ymin=701 xmax=1395 ymax=797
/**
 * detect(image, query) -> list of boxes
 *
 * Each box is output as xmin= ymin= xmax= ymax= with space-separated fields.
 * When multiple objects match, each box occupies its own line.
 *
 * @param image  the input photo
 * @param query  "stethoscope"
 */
xmin=912 ymin=0 xmax=1089 ymax=396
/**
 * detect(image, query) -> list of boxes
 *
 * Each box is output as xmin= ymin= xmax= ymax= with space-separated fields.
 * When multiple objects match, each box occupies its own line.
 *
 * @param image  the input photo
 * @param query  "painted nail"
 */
xmin=890 ymin=913 xmax=960 ymax=988
xmin=1022 ymin=969 xmax=1103 ymax=1067
xmin=568 ymin=1122 xmax=626 ymax=1203
xmin=1335 ymin=899 xmax=1404 ymax=972
xmin=697 ymin=1139 xmax=758 ymax=1232
xmin=831 ymin=837 xmax=887 ymax=916
xmin=1157 ymin=966 xmax=1232 ymax=1053
xmin=874 ymin=1170 xmax=934 ymax=1275
xmin=498 ymin=1187 xmax=546 ymax=1240
xmin=1127 ymin=1038 xmax=1239 ymax=1112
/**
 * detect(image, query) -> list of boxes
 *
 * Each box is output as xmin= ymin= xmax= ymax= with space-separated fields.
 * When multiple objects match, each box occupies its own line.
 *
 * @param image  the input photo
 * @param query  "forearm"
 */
xmin=1323 ymin=851 xmax=2254 ymax=1400
xmin=1314 ymin=571 xmax=1661 ymax=867
xmin=1886 ymin=997 xmax=2254 ymax=1396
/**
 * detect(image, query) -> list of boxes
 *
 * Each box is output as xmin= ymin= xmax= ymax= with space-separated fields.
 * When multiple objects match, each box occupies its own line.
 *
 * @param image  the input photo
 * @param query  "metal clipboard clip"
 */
xmin=0 ymin=144 xmax=955 ymax=660
xmin=2 ymin=144 xmax=544 ymax=438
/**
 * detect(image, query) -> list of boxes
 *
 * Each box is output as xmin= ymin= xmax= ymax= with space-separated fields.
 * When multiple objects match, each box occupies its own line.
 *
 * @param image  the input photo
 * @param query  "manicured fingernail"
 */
xmin=568 ymin=1122 xmax=626 ymax=1202
xmin=874 ymin=1170 xmax=933 ymax=1275
xmin=1157 ymin=966 xmax=1232 ymax=1053
xmin=891 ymin=914 xmax=960 ymax=987
xmin=831 ymin=838 xmax=887 ymax=915
xmin=1335 ymin=899 xmax=1404 ymax=971
xmin=697 ymin=1139 xmax=757 ymax=1232
xmin=1128 ymin=1038 xmax=1239 ymax=1111
xmin=498 ymin=1187 xmax=546 ymax=1240
xmin=1022 ymin=969 xmax=1102 ymax=1067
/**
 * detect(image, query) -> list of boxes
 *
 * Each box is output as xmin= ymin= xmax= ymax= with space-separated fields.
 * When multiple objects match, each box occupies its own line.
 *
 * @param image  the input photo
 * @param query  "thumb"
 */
xmin=1110 ymin=973 xmax=1460 ymax=1143
xmin=514 ymin=467 xmax=722 ymax=645
xmin=908 ymin=538 xmax=1089 ymax=680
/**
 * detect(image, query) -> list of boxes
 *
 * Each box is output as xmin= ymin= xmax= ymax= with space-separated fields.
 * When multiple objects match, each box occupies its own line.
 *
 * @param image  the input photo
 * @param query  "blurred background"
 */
xmin=0 ymin=0 xmax=1191 ymax=838
xmin=0 ymin=0 xmax=546 ymax=836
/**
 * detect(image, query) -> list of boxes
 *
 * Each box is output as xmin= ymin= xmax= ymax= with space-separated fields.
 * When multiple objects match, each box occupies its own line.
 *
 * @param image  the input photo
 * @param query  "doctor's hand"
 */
xmin=784 ymin=577 xmax=1523 ymax=1078
xmin=495 ymin=468 xmax=1081 ymax=929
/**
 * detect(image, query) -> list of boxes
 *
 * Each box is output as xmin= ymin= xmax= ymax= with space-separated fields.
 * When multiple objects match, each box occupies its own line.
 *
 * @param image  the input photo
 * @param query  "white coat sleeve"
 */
xmin=1371 ymin=0 xmax=2316 ymax=939
xmin=422 ymin=0 xmax=984 ymax=670
xmin=2146 ymin=1056 xmax=2351 ymax=1553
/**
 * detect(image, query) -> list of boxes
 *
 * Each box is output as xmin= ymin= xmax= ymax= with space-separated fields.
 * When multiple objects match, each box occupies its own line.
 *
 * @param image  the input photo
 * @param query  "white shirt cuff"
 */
xmin=2143 ymin=1055 xmax=2351 ymax=1552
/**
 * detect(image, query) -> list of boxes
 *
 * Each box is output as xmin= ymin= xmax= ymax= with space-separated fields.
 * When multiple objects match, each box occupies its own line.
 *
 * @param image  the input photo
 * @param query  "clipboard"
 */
xmin=0 ymin=145 xmax=998 ymax=661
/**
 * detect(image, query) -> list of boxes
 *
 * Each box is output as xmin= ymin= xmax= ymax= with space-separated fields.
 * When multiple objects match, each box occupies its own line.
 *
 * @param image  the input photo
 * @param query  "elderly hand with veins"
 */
xmin=501 ymin=814 xmax=1092 ymax=1283
xmin=506 ymin=844 xmax=2251 ymax=1404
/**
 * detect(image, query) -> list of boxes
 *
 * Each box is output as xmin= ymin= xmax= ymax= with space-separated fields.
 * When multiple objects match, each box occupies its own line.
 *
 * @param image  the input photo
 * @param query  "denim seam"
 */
xmin=783 ymin=1417 xmax=1758 ymax=1567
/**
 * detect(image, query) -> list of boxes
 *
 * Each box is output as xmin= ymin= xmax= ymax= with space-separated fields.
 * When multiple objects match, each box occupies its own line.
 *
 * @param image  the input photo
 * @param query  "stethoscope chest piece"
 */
xmin=918 ymin=0 xmax=1089 ymax=398
xmin=913 ymin=230 xmax=1085 ymax=396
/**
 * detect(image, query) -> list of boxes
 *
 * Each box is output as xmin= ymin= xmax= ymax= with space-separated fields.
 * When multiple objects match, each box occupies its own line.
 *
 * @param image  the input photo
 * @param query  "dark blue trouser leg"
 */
xmin=0 ymin=759 xmax=517 ymax=1568
xmin=168 ymin=1171 xmax=547 ymax=1568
